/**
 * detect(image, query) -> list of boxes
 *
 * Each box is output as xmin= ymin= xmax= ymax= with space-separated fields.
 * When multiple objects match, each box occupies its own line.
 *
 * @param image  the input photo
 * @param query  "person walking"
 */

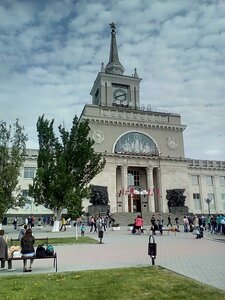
xmin=183 ymin=216 xmax=189 ymax=233
xmin=167 ymin=215 xmax=172 ymax=227
xmin=175 ymin=216 xmax=179 ymax=231
xmin=150 ymin=214 xmax=157 ymax=235
xmin=89 ymin=216 xmax=95 ymax=233
xmin=42 ymin=216 xmax=47 ymax=227
xmin=60 ymin=217 xmax=67 ymax=231
xmin=80 ymin=223 xmax=86 ymax=237
xmin=193 ymin=215 xmax=201 ymax=239
xmin=157 ymin=214 xmax=163 ymax=235
xmin=13 ymin=217 xmax=18 ymax=230
xmin=21 ymin=228 xmax=35 ymax=272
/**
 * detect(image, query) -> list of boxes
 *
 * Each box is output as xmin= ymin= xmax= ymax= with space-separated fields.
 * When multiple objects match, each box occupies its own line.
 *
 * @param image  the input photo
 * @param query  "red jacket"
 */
xmin=135 ymin=217 xmax=143 ymax=227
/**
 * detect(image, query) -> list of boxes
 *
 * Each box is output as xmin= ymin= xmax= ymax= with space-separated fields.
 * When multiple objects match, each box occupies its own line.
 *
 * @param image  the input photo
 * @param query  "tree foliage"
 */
xmin=29 ymin=115 xmax=106 ymax=219
xmin=0 ymin=120 xmax=27 ymax=222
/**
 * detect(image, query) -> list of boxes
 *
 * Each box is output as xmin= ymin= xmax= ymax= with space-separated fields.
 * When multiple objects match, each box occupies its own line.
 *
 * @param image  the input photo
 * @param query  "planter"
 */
xmin=112 ymin=226 xmax=120 ymax=231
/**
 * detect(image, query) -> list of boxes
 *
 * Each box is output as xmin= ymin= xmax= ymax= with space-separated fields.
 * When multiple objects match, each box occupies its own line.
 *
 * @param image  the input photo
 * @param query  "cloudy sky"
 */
xmin=1 ymin=0 xmax=225 ymax=161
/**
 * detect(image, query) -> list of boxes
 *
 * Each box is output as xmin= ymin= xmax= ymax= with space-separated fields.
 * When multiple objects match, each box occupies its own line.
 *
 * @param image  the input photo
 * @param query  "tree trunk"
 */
xmin=51 ymin=208 xmax=63 ymax=232
xmin=52 ymin=220 xmax=60 ymax=232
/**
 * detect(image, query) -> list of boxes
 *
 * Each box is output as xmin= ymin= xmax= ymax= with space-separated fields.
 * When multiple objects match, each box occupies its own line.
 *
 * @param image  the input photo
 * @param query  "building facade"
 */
xmin=7 ymin=24 xmax=225 ymax=217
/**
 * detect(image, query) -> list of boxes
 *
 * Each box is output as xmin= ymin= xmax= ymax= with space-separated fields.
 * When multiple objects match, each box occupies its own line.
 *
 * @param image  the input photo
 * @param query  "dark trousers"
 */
xmin=1 ymin=259 xmax=12 ymax=269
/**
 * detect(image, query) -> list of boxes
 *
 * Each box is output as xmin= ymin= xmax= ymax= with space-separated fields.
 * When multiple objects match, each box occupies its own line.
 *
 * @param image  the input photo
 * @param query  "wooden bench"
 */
xmin=10 ymin=237 xmax=49 ymax=246
xmin=9 ymin=237 xmax=57 ymax=272
xmin=150 ymin=227 xmax=177 ymax=235
xmin=8 ymin=253 xmax=58 ymax=272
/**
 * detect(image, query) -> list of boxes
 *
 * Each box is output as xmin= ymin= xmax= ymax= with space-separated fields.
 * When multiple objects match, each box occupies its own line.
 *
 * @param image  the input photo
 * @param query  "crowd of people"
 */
xmin=182 ymin=214 xmax=225 ymax=238
xmin=130 ymin=213 xmax=225 ymax=238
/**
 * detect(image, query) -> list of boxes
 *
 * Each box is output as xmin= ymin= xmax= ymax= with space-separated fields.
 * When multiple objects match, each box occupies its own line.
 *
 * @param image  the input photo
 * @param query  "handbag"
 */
xmin=36 ymin=245 xmax=46 ymax=258
xmin=193 ymin=229 xmax=200 ymax=235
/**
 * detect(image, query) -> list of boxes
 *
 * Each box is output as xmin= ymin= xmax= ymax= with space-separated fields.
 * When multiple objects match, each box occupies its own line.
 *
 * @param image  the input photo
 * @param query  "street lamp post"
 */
xmin=205 ymin=197 xmax=212 ymax=216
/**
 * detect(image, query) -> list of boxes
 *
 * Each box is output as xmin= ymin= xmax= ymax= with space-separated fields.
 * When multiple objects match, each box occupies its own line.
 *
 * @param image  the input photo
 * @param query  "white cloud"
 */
xmin=0 ymin=0 xmax=225 ymax=161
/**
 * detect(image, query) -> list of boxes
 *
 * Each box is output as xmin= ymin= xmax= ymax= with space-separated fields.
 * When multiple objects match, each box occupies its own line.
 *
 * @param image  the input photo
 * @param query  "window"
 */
xmin=221 ymin=194 xmax=225 ymax=210
xmin=22 ymin=190 xmax=28 ymax=197
xmin=191 ymin=175 xmax=199 ymax=186
xmin=23 ymin=167 xmax=35 ymax=179
xmin=193 ymin=193 xmax=201 ymax=210
xmin=207 ymin=193 xmax=216 ymax=210
xmin=128 ymin=170 xmax=140 ymax=187
xmin=205 ymin=176 xmax=213 ymax=186
xmin=220 ymin=176 xmax=225 ymax=185
xmin=114 ymin=132 xmax=159 ymax=156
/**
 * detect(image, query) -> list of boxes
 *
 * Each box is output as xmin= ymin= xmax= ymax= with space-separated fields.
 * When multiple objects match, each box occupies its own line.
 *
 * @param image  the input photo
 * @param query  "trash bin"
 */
xmin=148 ymin=235 xmax=157 ymax=265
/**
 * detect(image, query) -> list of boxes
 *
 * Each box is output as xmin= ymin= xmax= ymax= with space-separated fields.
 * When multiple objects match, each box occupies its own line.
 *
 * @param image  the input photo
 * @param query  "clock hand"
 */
xmin=115 ymin=93 xmax=126 ymax=99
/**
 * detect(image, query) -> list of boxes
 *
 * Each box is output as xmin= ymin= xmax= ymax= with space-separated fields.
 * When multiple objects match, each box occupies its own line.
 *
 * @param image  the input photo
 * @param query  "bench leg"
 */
xmin=54 ymin=254 xmax=58 ymax=272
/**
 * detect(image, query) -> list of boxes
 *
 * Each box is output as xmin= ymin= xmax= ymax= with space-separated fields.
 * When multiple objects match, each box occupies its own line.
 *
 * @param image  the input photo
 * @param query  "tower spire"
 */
xmin=105 ymin=23 xmax=125 ymax=75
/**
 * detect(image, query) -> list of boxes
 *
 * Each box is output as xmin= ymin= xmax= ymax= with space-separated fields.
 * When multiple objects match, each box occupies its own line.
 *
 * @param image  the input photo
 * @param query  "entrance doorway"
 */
xmin=133 ymin=195 xmax=141 ymax=213
xmin=128 ymin=195 xmax=142 ymax=213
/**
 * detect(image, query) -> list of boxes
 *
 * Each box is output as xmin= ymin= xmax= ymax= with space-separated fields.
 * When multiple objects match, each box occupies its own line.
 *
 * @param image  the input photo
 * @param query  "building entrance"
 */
xmin=133 ymin=196 xmax=141 ymax=213
xmin=128 ymin=195 xmax=142 ymax=213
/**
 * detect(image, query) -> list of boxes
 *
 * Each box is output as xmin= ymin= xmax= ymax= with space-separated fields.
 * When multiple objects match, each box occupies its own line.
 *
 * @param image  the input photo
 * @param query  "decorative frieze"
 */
xmin=101 ymin=109 xmax=168 ymax=123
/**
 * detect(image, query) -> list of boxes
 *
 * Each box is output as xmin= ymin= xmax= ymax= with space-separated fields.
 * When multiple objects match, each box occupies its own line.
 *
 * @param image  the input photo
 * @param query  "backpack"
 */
xmin=36 ymin=245 xmax=46 ymax=258
xmin=45 ymin=244 xmax=54 ymax=256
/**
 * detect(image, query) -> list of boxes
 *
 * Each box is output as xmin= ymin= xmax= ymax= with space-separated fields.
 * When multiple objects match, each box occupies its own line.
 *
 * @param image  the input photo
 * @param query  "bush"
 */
xmin=112 ymin=223 xmax=120 ymax=227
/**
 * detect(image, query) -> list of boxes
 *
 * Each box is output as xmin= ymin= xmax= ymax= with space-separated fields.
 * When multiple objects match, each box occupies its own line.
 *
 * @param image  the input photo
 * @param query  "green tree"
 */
xmin=29 ymin=115 xmax=105 ymax=228
xmin=0 ymin=119 xmax=28 ymax=223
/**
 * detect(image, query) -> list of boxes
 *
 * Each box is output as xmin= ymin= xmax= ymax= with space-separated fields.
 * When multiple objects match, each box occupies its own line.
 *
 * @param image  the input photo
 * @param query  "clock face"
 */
xmin=113 ymin=87 xmax=128 ymax=106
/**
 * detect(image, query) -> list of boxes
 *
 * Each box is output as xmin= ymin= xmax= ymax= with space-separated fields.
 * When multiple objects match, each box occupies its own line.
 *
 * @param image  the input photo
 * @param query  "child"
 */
xmin=80 ymin=224 xmax=86 ymax=237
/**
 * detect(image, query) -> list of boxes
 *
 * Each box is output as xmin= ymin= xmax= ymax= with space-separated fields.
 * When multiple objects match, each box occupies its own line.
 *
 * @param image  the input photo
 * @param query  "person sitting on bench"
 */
xmin=21 ymin=228 xmax=35 ymax=272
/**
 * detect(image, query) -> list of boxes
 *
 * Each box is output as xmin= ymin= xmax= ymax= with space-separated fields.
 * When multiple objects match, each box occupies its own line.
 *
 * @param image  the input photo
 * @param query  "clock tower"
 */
xmin=90 ymin=23 xmax=142 ymax=109
xmin=81 ymin=23 xmax=188 ymax=215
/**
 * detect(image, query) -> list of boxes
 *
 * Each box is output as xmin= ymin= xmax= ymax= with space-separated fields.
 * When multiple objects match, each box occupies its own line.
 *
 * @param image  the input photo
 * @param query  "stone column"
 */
xmin=157 ymin=166 xmax=162 ymax=212
xmin=121 ymin=164 xmax=128 ymax=212
xmin=199 ymin=175 xmax=204 ymax=212
xmin=146 ymin=167 xmax=155 ymax=212
xmin=213 ymin=176 xmax=219 ymax=213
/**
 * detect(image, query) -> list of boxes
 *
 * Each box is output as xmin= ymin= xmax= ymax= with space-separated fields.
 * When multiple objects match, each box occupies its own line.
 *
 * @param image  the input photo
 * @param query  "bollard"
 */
xmin=148 ymin=234 xmax=157 ymax=265
xmin=98 ymin=230 xmax=104 ymax=244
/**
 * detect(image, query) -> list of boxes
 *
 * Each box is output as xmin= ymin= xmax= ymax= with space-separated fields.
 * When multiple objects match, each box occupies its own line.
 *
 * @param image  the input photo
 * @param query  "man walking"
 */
xmin=167 ymin=215 xmax=172 ymax=227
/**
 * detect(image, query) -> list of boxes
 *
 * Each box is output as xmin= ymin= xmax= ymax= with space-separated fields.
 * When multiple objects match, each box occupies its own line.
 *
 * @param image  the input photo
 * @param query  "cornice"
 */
xmin=83 ymin=116 xmax=186 ymax=131
xmin=102 ymin=152 xmax=188 ymax=162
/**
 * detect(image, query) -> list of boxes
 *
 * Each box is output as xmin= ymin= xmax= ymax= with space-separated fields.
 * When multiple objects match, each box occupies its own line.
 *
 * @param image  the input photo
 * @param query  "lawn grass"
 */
xmin=0 ymin=266 xmax=224 ymax=300
xmin=47 ymin=236 xmax=98 ymax=245
xmin=10 ymin=236 xmax=98 ymax=246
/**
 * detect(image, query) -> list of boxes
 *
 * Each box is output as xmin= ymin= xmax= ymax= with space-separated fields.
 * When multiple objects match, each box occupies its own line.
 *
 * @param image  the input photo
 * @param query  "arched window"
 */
xmin=114 ymin=132 xmax=159 ymax=156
